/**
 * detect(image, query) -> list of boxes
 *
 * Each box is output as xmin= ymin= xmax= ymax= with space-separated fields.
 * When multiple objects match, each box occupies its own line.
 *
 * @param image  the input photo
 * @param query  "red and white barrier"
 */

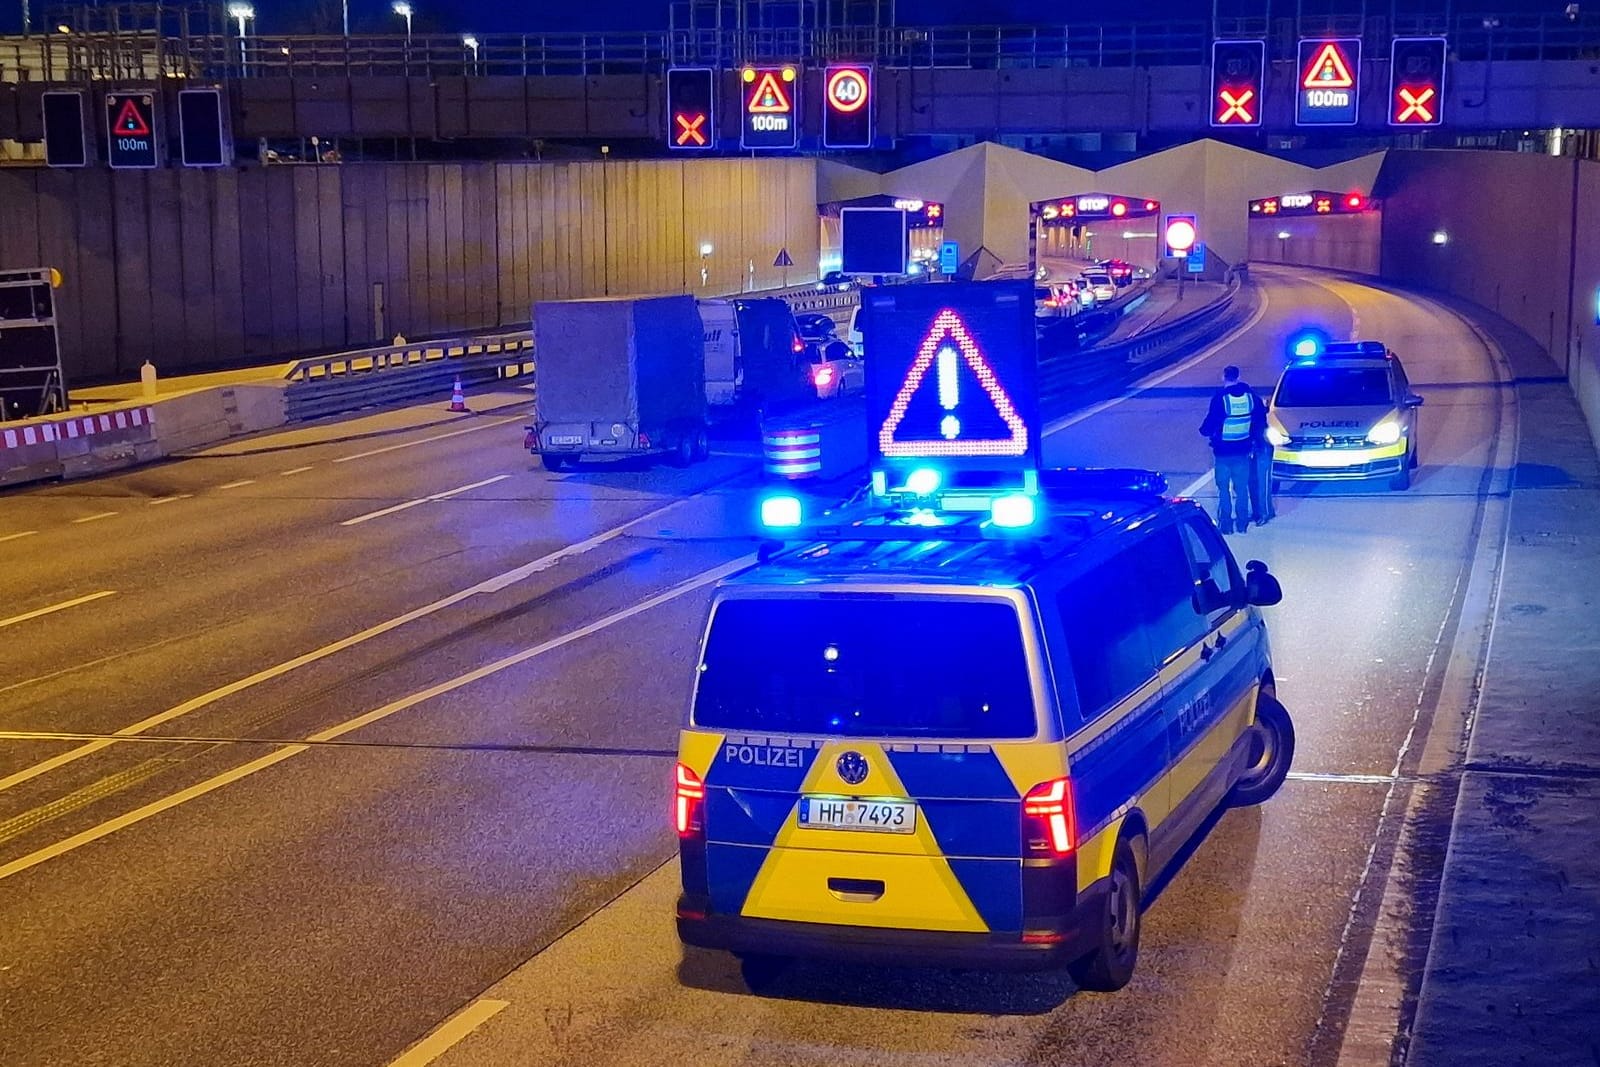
xmin=0 ymin=406 xmax=155 ymax=452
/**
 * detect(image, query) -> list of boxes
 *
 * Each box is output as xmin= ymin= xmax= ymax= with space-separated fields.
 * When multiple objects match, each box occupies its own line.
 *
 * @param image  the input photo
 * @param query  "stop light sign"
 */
xmin=1164 ymin=214 xmax=1197 ymax=258
xmin=823 ymin=65 xmax=873 ymax=148
xmin=1390 ymin=37 xmax=1446 ymax=126
xmin=1211 ymin=40 xmax=1265 ymax=128
xmin=667 ymin=67 xmax=715 ymax=150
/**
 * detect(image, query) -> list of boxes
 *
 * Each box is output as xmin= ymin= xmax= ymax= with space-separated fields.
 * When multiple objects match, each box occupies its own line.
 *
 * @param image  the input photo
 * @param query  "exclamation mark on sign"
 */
xmin=937 ymin=343 xmax=960 ymax=439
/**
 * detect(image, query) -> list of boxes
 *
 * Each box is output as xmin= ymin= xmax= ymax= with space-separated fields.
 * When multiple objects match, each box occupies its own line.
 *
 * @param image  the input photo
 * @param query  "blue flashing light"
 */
xmin=1289 ymin=330 xmax=1326 ymax=359
xmin=905 ymin=467 xmax=942 ymax=497
xmin=990 ymin=494 xmax=1036 ymax=529
xmin=760 ymin=495 xmax=803 ymax=528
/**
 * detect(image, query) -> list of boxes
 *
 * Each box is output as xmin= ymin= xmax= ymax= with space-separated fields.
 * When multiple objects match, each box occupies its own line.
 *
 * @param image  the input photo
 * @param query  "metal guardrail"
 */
xmin=1039 ymin=280 xmax=1242 ymax=406
xmin=283 ymin=330 xmax=534 ymax=422
xmin=6 ymin=11 xmax=1598 ymax=83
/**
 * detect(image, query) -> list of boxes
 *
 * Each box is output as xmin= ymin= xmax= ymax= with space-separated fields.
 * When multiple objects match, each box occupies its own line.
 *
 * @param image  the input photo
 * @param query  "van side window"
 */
xmin=1179 ymin=519 xmax=1243 ymax=624
xmin=1058 ymin=549 xmax=1157 ymax=719
xmin=1391 ymin=357 xmax=1411 ymax=397
xmin=1138 ymin=525 xmax=1211 ymax=668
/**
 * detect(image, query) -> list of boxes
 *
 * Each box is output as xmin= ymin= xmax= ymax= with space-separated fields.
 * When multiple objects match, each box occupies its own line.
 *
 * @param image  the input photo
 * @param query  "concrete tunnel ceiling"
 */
xmin=816 ymin=140 xmax=1388 ymax=271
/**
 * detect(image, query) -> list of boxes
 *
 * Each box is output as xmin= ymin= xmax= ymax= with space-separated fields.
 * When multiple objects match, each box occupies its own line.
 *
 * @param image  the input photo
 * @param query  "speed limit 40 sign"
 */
xmin=823 ymin=65 xmax=873 ymax=148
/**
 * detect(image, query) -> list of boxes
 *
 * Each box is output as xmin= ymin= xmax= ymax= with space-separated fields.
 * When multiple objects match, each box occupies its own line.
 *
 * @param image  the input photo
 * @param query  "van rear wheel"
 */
xmin=1068 ymin=838 xmax=1141 ymax=993
xmin=1229 ymin=693 xmax=1295 ymax=807
xmin=671 ymin=432 xmax=695 ymax=468
xmin=736 ymin=952 xmax=792 ymax=993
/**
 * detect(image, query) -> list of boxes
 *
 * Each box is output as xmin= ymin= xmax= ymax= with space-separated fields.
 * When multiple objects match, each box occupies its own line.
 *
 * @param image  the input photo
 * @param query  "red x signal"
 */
xmin=1217 ymin=87 xmax=1256 ymax=124
xmin=674 ymin=112 xmax=708 ymax=146
xmin=1396 ymin=86 xmax=1436 ymax=123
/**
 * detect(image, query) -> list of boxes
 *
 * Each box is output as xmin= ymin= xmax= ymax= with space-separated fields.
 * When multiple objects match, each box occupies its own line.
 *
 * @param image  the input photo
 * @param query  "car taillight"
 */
xmin=1022 ymin=777 xmax=1075 ymax=856
xmin=638 ymin=431 xmax=651 ymax=449
xmin=675 ymin=762 xmax=705 ymax=837
xmin=523 ymin=429 xmax=536 ymax=450
xmin=813 ymin=365 xmax=835 ymax=387
xmin=793 ymin=335 xmax=805 ymax=353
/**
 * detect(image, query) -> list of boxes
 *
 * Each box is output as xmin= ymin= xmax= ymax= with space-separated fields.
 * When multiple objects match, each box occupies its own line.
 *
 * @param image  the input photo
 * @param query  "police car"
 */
xmin=674 ymin=469 xmax=1292 ymax=991
xmin=1265 ymin=340 xmax=1425 ymax=490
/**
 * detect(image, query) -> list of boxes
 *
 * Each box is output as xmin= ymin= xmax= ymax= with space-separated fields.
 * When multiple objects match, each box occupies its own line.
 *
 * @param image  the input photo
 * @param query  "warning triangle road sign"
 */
xmin=878 ymin=308 xmax=1029 ymax=458
xmin=1302 ymin=43 xmax=1355 ymax=89
xmin=773 ymin=248 xmax=794 ymax=267
xmin=747 ymin=71 xmax=793 ymax=114
xmin=113 ymin=98 xmax=151 ymax=137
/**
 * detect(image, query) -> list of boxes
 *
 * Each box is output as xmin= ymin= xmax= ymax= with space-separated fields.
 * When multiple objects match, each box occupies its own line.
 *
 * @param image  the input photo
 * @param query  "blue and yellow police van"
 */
xmin=674 ymin=282 xmax=1293 ymax=992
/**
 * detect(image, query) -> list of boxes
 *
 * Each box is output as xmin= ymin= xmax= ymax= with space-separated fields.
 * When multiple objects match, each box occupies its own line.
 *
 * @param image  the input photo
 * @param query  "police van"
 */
xmin=673 ymin=469 xmax=1292 ymax=991
xmin=1265 ymin=340 xmax=1426 ymax=491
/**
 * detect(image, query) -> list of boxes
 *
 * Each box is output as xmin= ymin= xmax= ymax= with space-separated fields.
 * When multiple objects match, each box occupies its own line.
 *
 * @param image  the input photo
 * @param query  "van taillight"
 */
xmin=675 ymin=763 xmax=705 ymax=838
xmin=1022 ymin=777 xmax=1075 ymax=856
xmin=792 ymin=335 xmax=805 ymax=353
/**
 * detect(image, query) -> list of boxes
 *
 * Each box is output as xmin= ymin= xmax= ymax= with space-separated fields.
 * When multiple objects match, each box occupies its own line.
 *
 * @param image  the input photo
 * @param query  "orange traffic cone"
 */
xmin=448 ymin=376 xmax=469 ymax=413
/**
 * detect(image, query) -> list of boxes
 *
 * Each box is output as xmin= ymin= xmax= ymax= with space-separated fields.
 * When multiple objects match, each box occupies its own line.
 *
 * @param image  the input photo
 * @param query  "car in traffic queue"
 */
xmin=1081 ymin=272 xmax=1118 ymax=303
xmin=1265 ymin=340 xmax=1425 ymax=491
xmin=673 ymin=468 xmax=1293 ymax=991
xmin=806 ymin=338 xmax=865 ymax=400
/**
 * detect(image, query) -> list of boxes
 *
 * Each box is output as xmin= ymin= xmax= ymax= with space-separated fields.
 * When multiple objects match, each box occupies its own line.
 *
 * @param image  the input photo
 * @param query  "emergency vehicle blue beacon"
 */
xmin=674 ymin=281 xmax=1295 ymax=991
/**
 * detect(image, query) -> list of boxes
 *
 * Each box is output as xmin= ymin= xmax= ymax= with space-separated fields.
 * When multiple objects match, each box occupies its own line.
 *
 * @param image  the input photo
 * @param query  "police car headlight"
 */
xmin=1366 ymin=419 xmax=1402 ymax=446
xmin=1265 ymin=425 xmax=1289 ymax=447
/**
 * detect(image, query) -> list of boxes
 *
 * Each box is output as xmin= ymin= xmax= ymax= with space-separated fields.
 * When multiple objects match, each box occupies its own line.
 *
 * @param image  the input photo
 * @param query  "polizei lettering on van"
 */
xmin=724 ymin=743 xmax=805 ymax=767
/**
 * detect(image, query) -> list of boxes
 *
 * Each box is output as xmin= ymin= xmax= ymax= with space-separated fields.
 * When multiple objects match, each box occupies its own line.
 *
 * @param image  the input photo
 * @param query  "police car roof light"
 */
xmin=760 ymin=495 xmax=803 ymax=528
xmin=905 ymin=467 xmax=942 ymax=497
xmin=990 ymin=494 xmax=1036 ymax=529
xmin=1036 ymin=467 xmax=1168 ymax=497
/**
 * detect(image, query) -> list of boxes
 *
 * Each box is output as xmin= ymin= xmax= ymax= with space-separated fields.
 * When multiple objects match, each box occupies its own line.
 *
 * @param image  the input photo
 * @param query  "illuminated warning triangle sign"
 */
xmin=113 ymin=98 xmax=151 ymax=136
xmin=878 ymin=309 xmax=1029 ymax=458
xmin=1302 ymin=43 xmax=1355 ymax=89
xmin=747 ymin=71 xmax=793 ymax=114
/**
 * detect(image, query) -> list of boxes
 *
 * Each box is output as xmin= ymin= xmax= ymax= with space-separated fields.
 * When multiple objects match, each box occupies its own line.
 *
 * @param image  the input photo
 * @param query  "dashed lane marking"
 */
xmin=0 ymin=590 xmax=117 ymax=630
xmin=0 ymin=531 xmax=39 ymax=543
xmin=339 ymin=474 xmax=513 ymax=527
xmin=333 ymin=416 xmax=523 ymax=464
xmin=71 ymin=512 xmax=118 ymax=524
xmin=217 ymin=479 xmax=256 ymax=490
xmin=278 ymin=466 xmax=314 ymax=476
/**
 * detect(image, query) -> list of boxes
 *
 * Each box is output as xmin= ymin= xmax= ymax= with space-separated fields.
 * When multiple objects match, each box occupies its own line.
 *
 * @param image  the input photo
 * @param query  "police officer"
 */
xmin=1200 ymin=365 xmax=1266 ymax=534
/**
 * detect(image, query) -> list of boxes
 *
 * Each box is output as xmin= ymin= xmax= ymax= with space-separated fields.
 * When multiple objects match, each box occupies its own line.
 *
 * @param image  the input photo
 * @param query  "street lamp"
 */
xmin=462 ymin=34 xmax=479 ymax=74
xmin=227 ymin=3 xmax=255 ymax=75
xmin=392 ymin=1 xmax=414 ymax=42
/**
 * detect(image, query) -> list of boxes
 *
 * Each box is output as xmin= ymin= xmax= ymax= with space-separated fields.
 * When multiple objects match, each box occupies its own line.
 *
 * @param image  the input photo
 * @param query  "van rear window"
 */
xmin=693 ymin=596 xmax=1037 ymax=739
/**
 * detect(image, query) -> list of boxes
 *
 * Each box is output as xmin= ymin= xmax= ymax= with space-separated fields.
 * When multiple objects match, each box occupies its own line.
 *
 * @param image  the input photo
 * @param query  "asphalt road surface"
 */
xmin=0 ymin=266 xmax=1511 ymax=1067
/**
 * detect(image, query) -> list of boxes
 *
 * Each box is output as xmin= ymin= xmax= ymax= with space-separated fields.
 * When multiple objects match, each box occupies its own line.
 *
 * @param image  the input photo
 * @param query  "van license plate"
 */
xmin=799 ymin=797 xmax=916 ymax=834
xmin=549 ymin=434 xmax=583 ymax=445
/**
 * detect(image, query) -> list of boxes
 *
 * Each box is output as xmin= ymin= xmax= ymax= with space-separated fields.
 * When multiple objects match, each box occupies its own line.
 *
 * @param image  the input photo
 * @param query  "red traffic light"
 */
xmin=1111 ymin=201 xmax=1127 ymax=217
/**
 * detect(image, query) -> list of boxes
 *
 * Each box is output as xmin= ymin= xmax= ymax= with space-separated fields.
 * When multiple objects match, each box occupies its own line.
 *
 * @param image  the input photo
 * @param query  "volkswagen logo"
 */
xmin=836 ymin=751 xmax=869 ymax=786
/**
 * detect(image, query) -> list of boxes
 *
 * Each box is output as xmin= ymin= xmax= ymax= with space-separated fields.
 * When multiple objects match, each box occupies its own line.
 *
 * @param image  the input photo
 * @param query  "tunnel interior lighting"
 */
xmin=1277 ymin=230 xmax=1292 ymax=240
xmin=1431 ymin=230 xmax=1449 ymax=245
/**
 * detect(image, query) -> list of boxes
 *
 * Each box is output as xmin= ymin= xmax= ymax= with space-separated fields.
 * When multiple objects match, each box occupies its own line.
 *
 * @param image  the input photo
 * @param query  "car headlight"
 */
xmin=1265 ymin=426 xmax=1289 ymax=447
xmin=1366 ymin=419 xmax=1402 ymax=446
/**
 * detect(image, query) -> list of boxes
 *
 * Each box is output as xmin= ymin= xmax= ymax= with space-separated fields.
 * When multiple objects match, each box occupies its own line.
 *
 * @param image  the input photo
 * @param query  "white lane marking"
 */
xmin=1286 ymin=771 xmax=1397 ymax=785
xmin=0 ymin=531 xmax=39 ymax=544
xmin=0 ymin=556 xmax=751 ymax=883
xmin=388 ymin=1000 xmax=510 ymax=1067
xmin=279 ymin=466 xmax=314 ymax=476
xmin=1176 ymin=470 xmax=1214 ymax=498
xmin=217 ymin=479 xmax=256 ymax=490
xmin=0 ymin=590 xmax=117 ymax=630
xmin=148 ymin=494 xmax=193 ymax=506
xmin=333 ymin=416 xmax=523 ymax=463
xmin=71 ymin=512 xmax=118 ymax=524
xmin=0 ymin=496 xmax=694 ymax=794
xmin=1043 ymin=285 xmax=1272 ymax=437
xmin=339 ymin=474 xmax=513 ymax=527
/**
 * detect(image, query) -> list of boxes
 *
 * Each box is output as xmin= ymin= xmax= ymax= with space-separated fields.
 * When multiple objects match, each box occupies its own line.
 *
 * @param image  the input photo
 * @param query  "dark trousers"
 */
xmin=1213 ymin=452 xmax=1251 ymax=532
xmin=1250 ymin=450 xmax=1275 ymax=522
